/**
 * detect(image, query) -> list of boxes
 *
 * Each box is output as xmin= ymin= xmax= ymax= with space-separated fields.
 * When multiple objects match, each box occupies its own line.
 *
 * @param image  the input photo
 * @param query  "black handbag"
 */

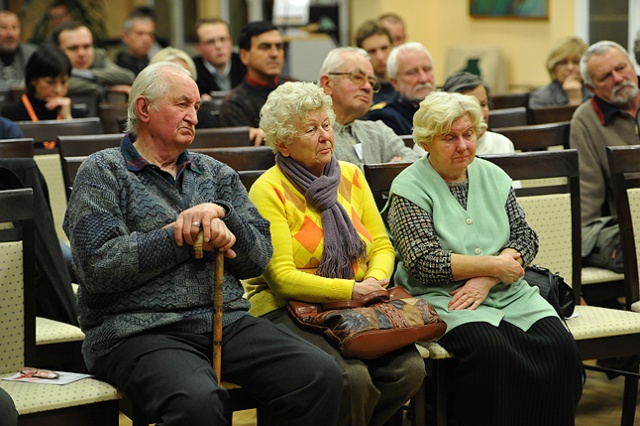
xmin=524 ymin=264 xmax=575 ymax=319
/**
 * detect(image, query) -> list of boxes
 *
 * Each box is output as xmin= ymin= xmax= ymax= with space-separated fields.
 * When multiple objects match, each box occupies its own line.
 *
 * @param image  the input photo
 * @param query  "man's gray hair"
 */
xmin=386 ymin=42 xmax=434 ymax=79
xmin=125 ymin=62 xmax=191 ymax=136
xmin=318 ymin=47 xmax=369 ymax=83
xmin=581 ymin=40 xmax=635 ymax=87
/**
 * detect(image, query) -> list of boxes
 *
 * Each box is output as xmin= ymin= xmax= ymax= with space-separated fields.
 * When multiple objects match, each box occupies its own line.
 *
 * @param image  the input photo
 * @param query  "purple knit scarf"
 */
xmin=276 ymin=153 xmax=366 ymax=279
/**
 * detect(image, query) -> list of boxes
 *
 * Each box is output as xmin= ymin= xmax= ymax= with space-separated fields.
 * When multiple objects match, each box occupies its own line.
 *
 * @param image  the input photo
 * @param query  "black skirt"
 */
xmin=438 ymin=316 xmax=583 ymax=426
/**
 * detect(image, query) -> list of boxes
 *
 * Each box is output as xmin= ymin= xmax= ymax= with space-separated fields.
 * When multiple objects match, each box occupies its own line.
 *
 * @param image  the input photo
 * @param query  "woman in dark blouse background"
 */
xmin=1 ymin=47 xmax=75 ymax=121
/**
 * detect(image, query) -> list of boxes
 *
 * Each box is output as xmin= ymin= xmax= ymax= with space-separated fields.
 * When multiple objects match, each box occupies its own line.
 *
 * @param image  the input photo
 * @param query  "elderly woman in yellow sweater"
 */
xmin=245 ymin=81 xmax=425 ymax=426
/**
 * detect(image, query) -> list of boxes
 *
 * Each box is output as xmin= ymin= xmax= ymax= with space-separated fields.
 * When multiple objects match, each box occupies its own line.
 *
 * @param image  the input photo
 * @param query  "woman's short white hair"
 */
xmin=260 ymin=81 xmax=335 ymax=153
xmin=125 ymin=62 xmax=191 ymax=136
xmin=413 ymin=91 xmax=486 ymax=150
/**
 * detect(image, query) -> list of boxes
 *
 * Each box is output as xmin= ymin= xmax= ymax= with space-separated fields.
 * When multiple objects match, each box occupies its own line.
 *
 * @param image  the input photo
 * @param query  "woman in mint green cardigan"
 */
xmin=385 ymin=91 xmax=583 ymax=426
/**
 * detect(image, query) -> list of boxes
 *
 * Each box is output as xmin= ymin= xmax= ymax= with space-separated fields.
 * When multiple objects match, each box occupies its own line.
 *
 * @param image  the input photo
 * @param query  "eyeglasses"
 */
xmin=328 ymin=72 xmax=381 ymax=93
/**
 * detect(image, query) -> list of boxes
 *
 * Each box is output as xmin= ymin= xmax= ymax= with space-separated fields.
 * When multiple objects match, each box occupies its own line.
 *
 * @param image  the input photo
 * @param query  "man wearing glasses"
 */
xmin=193 ymin=18 xmax=246 ymax=98
xmin=319 ymin=47 xmax=421 ymax=166
xmin=366 ymin=42 xmax=436 ymax=135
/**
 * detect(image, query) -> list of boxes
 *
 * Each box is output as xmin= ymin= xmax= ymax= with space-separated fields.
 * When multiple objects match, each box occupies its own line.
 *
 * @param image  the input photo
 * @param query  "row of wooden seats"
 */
xmin=488 ymin=103 xmax=579 ymax=128
xmin=401 ymin=120 xmax=571 ymax=153
xmin=488 ymin=91 xmax=580 ymax=127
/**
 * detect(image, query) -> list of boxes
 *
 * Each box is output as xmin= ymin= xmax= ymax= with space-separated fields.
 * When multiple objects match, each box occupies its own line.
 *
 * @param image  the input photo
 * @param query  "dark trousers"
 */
xmin=0 ymin=387 xmax=18 ymax=426
xmin=91 ymin=315 xmax=343 ymax=425
xmin=264 ymin=307 xmax=426 ymax=426
xmin=439 ymin=316 xmax=584 ymax=426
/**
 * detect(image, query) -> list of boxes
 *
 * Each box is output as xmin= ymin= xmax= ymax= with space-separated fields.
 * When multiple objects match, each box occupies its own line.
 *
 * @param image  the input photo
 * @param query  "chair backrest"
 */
xmin=0 ymin=88 xmax=12 ymax=110
xmin=190 ymin=127 xmax=253 ymax=149
xmin=363 ymin=162 xmax=413 ymax=210
xmin=482 ymin=150 xmax=581 ymax=300
xmin=607 ymin=146 xmax=640 ymax=309
xmin=238 ymin=170 xmax=264 ymax=191
xmin=0 ymin=188 xmax=36 ymax=371
xmin=0 ymin=138 xmax=34 ymax=158
xmin=488 ymin=106 xmax=528 ymax=128
xmin=98 ymin=102 xmax=128 ymax=134
xmin=57 ymin=133 xmax=122 ymax=157
xmin=490 ymin=92 xmax=530 ymax=109
xmin=493 ymin=121 xmax=570 ymax=152
xmin=15 ymin=117 xmax=104 ymax=151
xmin=57 ymin=134 xmax=122 ymax=199
xmin=399 ymin=134 xmax=414 ymax=149
xmin=528 ymin=104 xmax=579 ymax=124
xmin=69 ymin=93 xmax=99 ymax=117
xmin=191 ymin=146 xmax=275 ymax=171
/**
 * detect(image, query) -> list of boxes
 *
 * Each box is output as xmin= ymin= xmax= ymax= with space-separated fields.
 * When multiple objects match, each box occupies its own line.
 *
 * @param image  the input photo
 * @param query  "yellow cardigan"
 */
xmin=245 ymin=160 xmax=395 ymax=317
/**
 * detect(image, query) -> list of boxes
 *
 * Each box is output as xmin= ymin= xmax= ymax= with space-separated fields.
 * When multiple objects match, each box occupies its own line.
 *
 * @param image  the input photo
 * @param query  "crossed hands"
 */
xmin=449 ymin=252 xmax=524 ymax=311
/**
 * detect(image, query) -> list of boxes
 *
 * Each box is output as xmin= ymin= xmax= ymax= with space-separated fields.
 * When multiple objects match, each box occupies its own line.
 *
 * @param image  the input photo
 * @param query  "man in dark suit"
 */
xmin=192 ymin=18 xmax=246 ymax=99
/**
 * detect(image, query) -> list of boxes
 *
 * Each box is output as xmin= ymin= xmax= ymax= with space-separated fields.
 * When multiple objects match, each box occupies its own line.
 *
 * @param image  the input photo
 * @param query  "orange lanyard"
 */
xmin=22 ymin=94 xmax=61 ymax=149
xmin=21 ymin=94 xmax=62 ymax=121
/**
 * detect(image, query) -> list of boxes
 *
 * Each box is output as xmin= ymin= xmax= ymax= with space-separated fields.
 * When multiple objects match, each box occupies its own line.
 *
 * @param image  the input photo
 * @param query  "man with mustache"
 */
xmin=570 ymin=40 xmax=640 ymax=264
xmin=366 ymin=42 xmax=436 ymax=135
xmin=319 ymin=47 xmax=421 ymax=166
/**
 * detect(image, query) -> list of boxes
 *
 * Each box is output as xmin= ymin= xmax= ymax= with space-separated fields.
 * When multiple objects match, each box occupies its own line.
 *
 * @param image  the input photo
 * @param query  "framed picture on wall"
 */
xmin=470 ymin=0 xmax=548 ymax=19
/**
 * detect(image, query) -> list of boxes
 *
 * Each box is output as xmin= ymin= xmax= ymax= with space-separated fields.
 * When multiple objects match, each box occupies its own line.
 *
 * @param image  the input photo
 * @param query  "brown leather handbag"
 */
xmin=288 ymin=287 xmax=447 ymax=359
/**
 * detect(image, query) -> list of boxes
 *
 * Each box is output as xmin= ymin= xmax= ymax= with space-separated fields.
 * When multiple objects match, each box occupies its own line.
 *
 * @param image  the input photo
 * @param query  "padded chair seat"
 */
xmin=418 ymin=306 xmax=640 ymax=360
xmin=36 ymin=317 xmax=84 ymax=345
xmin=582 ymin=266 xmax=624 ymax=285
xmin=567 ymin=305 xmax=640 ymax=340
xmin=414 ymin=343 xmax=430 ymax=358
xmin=0 ymin=377 xmax=120 ymax=415
xmin=417 ymin=341 xmax=452 ymax=360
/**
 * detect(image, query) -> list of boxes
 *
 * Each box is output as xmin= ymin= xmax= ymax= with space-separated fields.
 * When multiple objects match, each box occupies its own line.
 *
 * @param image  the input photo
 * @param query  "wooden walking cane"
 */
xmin=194 ymin=231 xmax=224 ymax=386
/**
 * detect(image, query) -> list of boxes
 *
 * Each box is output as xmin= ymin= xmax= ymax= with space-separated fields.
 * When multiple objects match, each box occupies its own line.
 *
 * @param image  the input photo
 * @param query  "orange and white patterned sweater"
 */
xmin=245 ymin=160 xmax=395 ymax=317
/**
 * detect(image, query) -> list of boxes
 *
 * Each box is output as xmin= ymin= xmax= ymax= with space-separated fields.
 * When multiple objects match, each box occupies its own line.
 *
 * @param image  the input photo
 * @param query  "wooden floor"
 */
xmin=118 ymin=364 xmax=639 ymax=425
